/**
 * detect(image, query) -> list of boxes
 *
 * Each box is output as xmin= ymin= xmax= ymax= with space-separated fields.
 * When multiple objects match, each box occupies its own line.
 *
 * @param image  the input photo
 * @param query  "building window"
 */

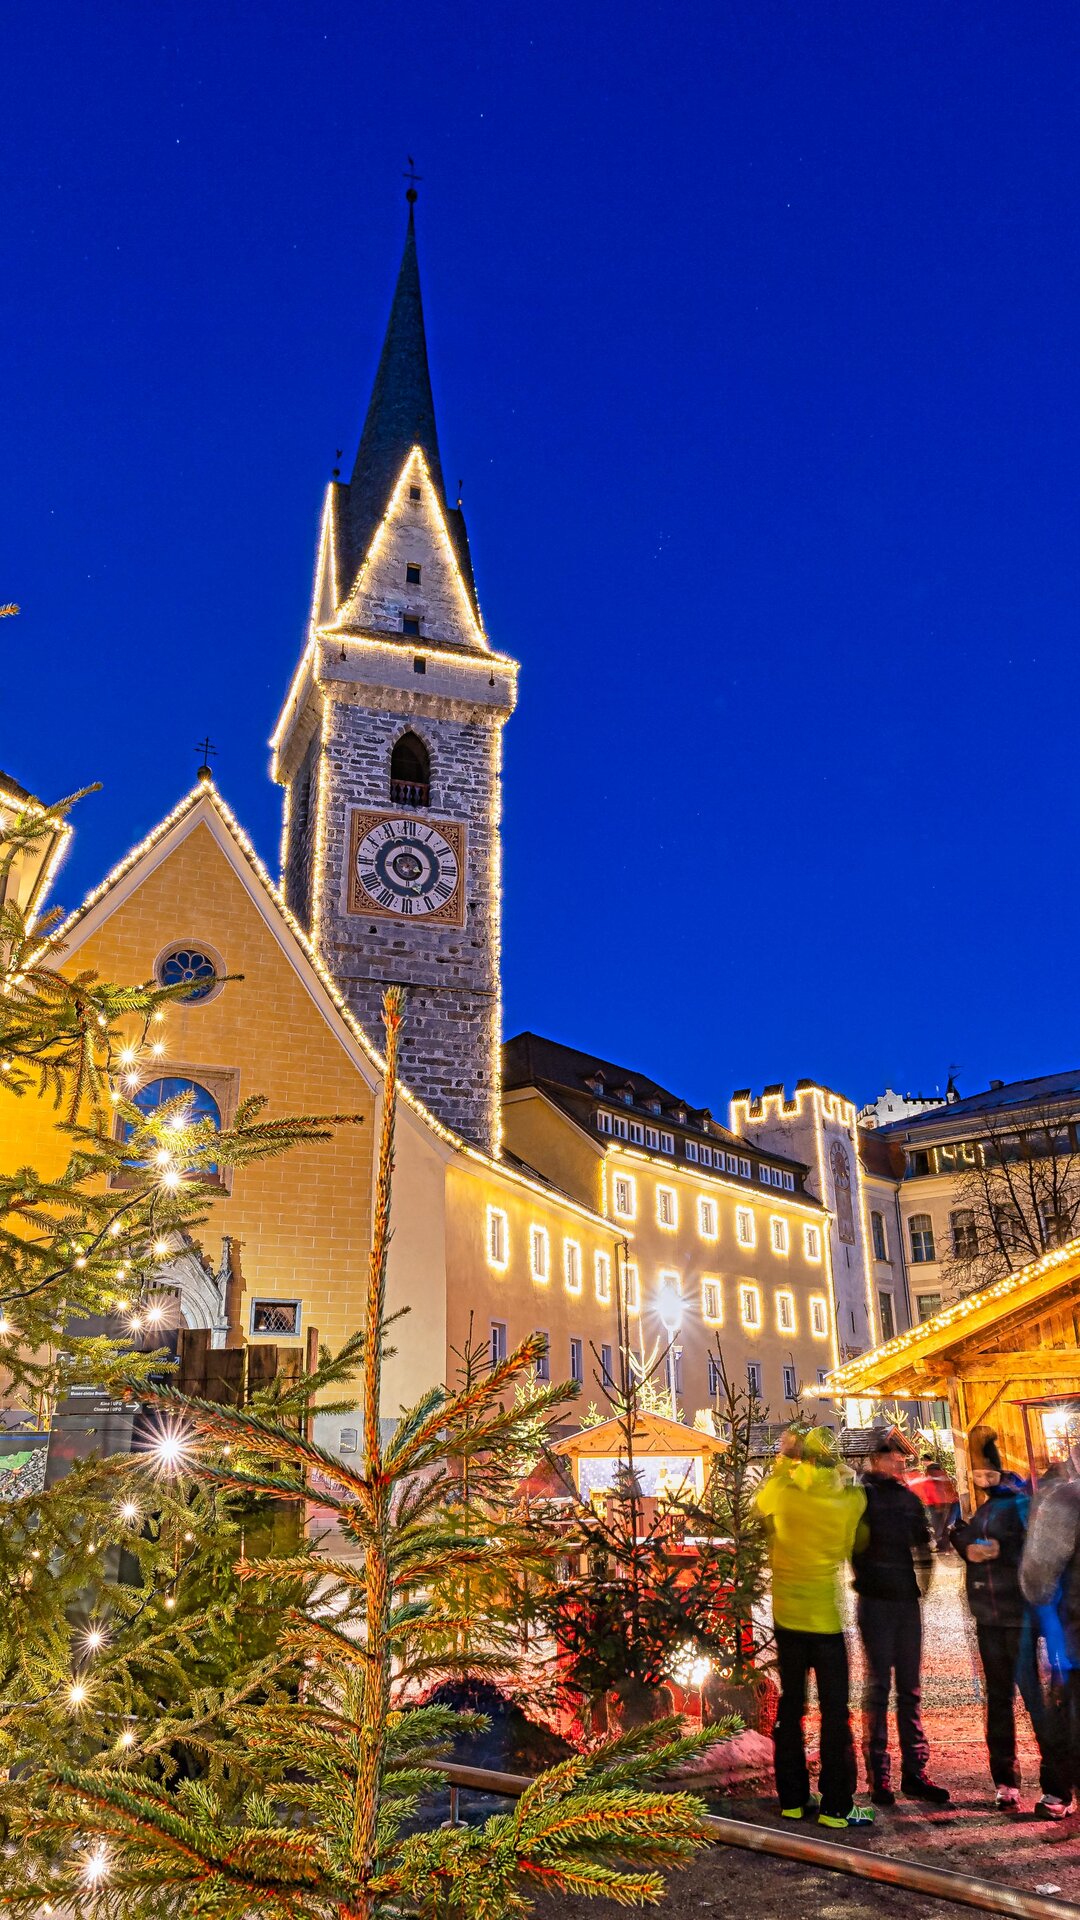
xmin=155 ymin=945 xmax=221 ymax=1004
xmin=707 ymin=1354 xmax=722 ymax=1397
xmin=490 ymin=1321 xmax=508 ymax=1364
xmin=878 ymin=1291 xmax=896 ymax=1342
xmin=594 ymin=1250 xmax=612 ymax=1303
xmin=740 ymin=1284 xmax=761 ymax=1329
xmin=534 ymin=1332 xmax=550 ymax=1381
xmin=771 ymin=1217 xmax=789 ymax=1255
xmin=595 ymin=1109 xmax=612 ymax=1134
xmin=613 ymin=1115 xmax=629 ymax=1140
xmin=629 ymin=1121 xmax=644 ymax=1144
xmin=739 ymin=1157 xmax=751 ymax=1179
xmin=600 ymin=1343 xmax=614 ymax=1388
xmin=783 ymin=1363 xmax=798 ymax=1402
xmin=645 ymin=1125 xmax=659 ymax=1149
xmin=530 ymin=1226 xmax=549 ymax=1283
xmin=656 ymin=1185 xmax=677 ymax=1229
xmin=569 ymin=1337 xmax=584 ymax=1385
xmin=735 ymin=1207 xmax=755 ymax=1248
xmin=685 ymin=1140 xmax=699 ymax=1163
xmin=659 ymin=1131 xmax=675 ymax=1155
xmin=759 ymin=1164 xmax=772 ymax=1185
xmin=951 ymin=1208 xmax=979 ymax=1258
xmin=390 ymin=731 xmax=430 ymax=807
xmin=772 ymin=1169 xmax=784 ymax=1189
xmin=402 ymin=615 xmax=421 ymax=637
xmin=776 ymin=1291 xmax=795 ymax=1333
xmin=871 ymin=1210 xmax=888 ymax=1261
xmin=613 ymin=1175 xmax=636 ymax=1218
xmin=412 ymin=655 xmax=426 ymax=674
xmin=122 ymin=1076 xmax=223 ymax=1180
xmin=810 ymin=1296 xmax=828 ymax=1338
xmin=747 ymin=1361 xmax=763 ymax=1397
xmin=916 ymin=1293 xmax=942 ymax=1323
xmin=624 ymin=1262 xmax=640 ymax=1313
xmin=726 ymin=1152 xmax=739 ymax=1174
xmin=783 ymin=1172 xmax=795 ymax=1192
xmin=698 ymin=1196 xmax=718 ymax=1240
xmin=406 ymin=562 xmax=422 ymax=585
xmin=804 ymin=1224 xmax=821 ymax=1262
xmin=702 ymin=1278 xmax=722 ymax=1324
xmin=564 ymin=1240 xmax=582 ymax=1294
xmin=486 ymin=1206 xmax=509 ymax=1272
xmin=817 ymin=1368 xmax=829 ymax=1387
xmin=909 ymin=1213 xmax=936 ymax=1264
xmin=250 ymin=1299 xmax=300 ymax=1336
xmin=409 ymin=483 xmax=422 ymax=501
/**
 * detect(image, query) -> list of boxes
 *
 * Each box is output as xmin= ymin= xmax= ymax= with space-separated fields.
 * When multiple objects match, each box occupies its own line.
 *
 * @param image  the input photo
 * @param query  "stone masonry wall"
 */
xmin=283 ymin=730 xmax=320 ymax=932
xmin=316 ymin=684 xmax=502 ymax=1154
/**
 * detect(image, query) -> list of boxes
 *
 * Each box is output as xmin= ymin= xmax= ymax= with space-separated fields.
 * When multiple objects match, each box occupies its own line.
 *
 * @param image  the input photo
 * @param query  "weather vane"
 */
xmin=404 ymin=155 xmax=422 ymax=203
xmin=196 ymin=736 xmax=218 ymax=782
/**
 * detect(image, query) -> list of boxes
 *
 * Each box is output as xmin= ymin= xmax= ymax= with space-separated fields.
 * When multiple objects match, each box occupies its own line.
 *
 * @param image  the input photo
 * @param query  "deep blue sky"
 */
xmin=6 ymin=2 xmax=1079 ymax=1111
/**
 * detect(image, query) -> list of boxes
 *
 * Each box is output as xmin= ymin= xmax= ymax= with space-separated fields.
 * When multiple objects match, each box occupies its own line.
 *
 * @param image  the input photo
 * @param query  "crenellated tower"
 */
xmin=272 ymin=193 xmax=517 ymax=1154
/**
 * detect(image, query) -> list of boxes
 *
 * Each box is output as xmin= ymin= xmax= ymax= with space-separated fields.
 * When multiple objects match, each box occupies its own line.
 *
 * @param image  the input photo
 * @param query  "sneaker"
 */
xmin=994 ymin=1786 xmax=1021 ymax=1810
xmin=871 ymin=1783 xmax=896 ymax=1807
xmin=781 ymin=1795 xmax=820 ymax=1821
xmin=819 ymin=1804 xmax=875 ymax=1829
xmin=901 ymin=1774 xmax=951 ymax=1806
xmin=1033 ymin=1796 xmax=1074 ymax=1822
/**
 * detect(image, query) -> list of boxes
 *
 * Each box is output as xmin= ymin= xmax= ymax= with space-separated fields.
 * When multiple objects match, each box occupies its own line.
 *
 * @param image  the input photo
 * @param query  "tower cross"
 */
xmin=403 ymin=156 xmax=422 ymax=203
xmin=195 ymin=736 xmax=218 ymax=781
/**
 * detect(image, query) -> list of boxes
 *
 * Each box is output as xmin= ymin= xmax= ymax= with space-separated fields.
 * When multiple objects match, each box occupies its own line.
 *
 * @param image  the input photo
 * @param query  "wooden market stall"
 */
xmin=825 ymin=1237 xmax=1080 ymax=1510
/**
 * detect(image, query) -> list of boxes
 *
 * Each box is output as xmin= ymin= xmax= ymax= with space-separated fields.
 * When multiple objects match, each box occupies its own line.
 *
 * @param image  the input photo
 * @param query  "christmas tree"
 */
xmin=7 ymin=988 xmax=714 ymax=1917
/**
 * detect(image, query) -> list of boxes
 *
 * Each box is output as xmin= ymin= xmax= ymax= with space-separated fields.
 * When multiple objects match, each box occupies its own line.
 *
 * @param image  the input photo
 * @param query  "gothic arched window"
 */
xmin=390 ymin=732 xmax=430 ymax=807
xmin=830 ymin=1139 xmax=856 ymax=1244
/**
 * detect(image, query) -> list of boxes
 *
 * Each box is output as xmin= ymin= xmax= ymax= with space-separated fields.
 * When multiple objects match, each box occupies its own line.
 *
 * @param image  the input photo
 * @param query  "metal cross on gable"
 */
xmin=195 ymin=736 xmax=218 ymax=780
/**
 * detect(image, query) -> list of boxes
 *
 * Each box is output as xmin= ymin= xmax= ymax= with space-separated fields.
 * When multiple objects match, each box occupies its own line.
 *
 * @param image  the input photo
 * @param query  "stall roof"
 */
xmin=552 ymin=1411 xmax=727 ymax=1461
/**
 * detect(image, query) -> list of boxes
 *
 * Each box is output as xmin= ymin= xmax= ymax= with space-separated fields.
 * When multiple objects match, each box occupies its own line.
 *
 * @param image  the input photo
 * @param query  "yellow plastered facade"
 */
xmin=6 ymin=793 xmax=622 ymax=1427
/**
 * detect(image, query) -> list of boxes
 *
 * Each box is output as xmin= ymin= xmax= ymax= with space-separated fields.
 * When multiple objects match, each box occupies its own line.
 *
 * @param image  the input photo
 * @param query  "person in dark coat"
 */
xmin=1020 ymin=1454 xmax=1080 ymax=1820
xmin=852 ymin=1434 xmax=949 ymax=1805
xmin=951 ymin=1437 xmax=1069 ymax=1812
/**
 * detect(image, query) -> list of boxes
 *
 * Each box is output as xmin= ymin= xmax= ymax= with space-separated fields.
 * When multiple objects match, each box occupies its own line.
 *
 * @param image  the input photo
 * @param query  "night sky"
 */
xmin=6 ymin=3 xmax=1080 ymax=1112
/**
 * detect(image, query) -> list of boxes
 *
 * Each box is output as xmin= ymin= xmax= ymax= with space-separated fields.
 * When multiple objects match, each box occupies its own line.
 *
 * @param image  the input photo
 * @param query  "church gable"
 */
xmin=336 ymin=447 xmax=485 ymax=651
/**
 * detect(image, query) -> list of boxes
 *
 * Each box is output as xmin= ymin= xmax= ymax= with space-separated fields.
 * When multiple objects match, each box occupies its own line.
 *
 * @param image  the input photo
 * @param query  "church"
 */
xmin=8 ymin=194 xmax=875 ymax=1444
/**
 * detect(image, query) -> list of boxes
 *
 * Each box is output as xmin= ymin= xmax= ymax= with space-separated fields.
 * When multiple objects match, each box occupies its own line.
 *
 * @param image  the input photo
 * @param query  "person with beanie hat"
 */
xmin=852 ymin=1433 xmax=949 ymax=1807
xmin=755 ymin=1425 xmax=874 ymax=1828
xmin=951 ymin=1436 xmax=1068 ymax=1813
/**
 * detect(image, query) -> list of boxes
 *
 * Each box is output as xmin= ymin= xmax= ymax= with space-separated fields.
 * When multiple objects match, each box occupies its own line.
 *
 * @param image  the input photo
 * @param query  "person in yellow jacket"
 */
xmin=755 ymin=1425 xmax=874 ymax=1828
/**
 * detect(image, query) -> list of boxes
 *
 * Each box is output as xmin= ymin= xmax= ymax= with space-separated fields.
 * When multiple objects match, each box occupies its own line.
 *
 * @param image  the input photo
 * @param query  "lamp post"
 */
xmin=657 ymin=1280 xmax=683 ymax=1420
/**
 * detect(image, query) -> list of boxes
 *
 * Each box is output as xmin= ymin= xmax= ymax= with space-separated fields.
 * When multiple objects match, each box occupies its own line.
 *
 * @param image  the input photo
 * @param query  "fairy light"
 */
xmin=118 ymin=1046 xmax=137 ymax=1068
xmin=161 ymin=1169 xmax=181 ymax=1190
xmin=149 ymin=1424 xmax=189 ymax=1474
xmin=68 ymin=1681 xmax=88 ymax=1709
xmin=119 ymin=1500 xmax=139 ymax=1524
xmin=118 ymin=1728 xmax=135 ymax=1749
xmin=163 ymin=1594 xmax=176 ymax=1610
xmin=0 ymin=1315 xmax=9 ymax=1336
xmin=332 ymin=446 xmax=487 ymax=647
xmin=81 ymin=1846 xmax=109 ymax=1886
xmin=82 ymin=1623 xmax=106 ymax=1654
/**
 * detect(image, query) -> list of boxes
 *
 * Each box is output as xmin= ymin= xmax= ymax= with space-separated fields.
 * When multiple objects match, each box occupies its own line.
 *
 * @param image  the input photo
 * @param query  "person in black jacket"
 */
xmin=951 ymin=1438 xmax=1069 ymax=1812
xmin=852 ymin=1434 xmax=949 ymax=1806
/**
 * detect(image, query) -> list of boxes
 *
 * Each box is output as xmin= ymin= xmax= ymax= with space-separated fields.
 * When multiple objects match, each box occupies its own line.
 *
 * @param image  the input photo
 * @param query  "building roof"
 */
xmin=858 ymin=1129 xmax=906 ymax=1181
xmin=876 ymin=1070 xmax=1080 ymax=1140
xmin=0 ymin=771 xmax=32 ymax=803
xmin=825 ymin=1235 xmax=1080 ymax=1398
xmin=504 ymin=1031 xmax=813 ymax=1187
xmin=339 ymin=201 xmax=478 ymax=617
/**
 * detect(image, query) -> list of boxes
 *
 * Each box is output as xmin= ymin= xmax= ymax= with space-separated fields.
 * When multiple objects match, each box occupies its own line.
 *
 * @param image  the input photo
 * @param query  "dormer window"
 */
xmin=615 ymin=1083 xmax=634 ymax=1107
xmin=390 ymin=732 xmax=430 ymax=807
xmin=645 ymin=1096 xmax=662 ymax=1116
xmin=673 ymin=1104 xmax=687 ymax=1123
xmin=406 ymin=563 xmax=422 ymax=585
xmin=402 ymin=615 xmax=420 ymax=637
xmin=585 ymin=1072 xmax=605 ymax=1094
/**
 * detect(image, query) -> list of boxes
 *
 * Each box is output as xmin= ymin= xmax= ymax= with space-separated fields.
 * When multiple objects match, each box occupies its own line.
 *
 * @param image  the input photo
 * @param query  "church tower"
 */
xmin=272 ymin=194 xmax=517 ymax=1154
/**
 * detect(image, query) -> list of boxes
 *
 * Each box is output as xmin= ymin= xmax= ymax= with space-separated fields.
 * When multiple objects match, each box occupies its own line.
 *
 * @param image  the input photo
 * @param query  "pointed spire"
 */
xmin=341 ymin=195 xmax=478 ymax=615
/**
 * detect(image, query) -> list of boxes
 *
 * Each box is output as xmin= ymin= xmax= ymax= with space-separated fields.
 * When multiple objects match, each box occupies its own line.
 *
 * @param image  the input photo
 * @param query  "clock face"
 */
xmin=347 ymin=811 xmax=465 ymax=925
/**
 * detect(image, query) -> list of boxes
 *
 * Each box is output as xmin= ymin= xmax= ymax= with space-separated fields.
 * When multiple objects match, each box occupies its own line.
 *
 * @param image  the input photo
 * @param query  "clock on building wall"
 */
xmin=347 ymin=810 xmax=466 ymax=926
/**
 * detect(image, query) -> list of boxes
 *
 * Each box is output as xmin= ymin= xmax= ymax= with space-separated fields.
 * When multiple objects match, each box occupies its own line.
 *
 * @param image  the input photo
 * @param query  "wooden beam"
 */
xmin=951 ymin=1351 xmax=1080 ymax=1383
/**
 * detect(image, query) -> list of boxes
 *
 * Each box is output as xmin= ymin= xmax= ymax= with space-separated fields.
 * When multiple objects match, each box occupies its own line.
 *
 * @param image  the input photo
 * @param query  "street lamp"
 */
xmin=656 ymin=1279 xmax=683 ymax=1418
xmin=0 ymin=775 xmax=70 ymax=933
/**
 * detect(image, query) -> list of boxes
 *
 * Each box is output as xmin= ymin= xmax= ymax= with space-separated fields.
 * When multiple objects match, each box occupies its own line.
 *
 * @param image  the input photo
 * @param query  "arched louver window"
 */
xmin=390 ymin=732 xmax=430 ymax=807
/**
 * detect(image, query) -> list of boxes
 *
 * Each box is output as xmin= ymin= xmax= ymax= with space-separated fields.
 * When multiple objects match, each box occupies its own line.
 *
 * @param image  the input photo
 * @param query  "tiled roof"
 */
xmin=876 ymin=1069 xmax=1080 ymax=1137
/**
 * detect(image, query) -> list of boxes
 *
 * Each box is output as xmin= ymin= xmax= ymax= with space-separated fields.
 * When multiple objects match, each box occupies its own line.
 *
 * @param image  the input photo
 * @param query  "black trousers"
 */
xmin=973 ymin=1618 xmax=1072 ymax=1794
xmin=773 ymin=1624 xmax=857 ymax=1819
xmin=857 ymin=1595 xmax=929 ymax=1786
